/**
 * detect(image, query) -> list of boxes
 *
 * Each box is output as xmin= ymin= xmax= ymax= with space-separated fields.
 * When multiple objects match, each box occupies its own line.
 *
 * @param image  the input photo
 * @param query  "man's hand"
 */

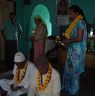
xmin=10 ymin=84 xmax=19 ymax=91
xmin=10 ymin=84 xmax=24 ymax=91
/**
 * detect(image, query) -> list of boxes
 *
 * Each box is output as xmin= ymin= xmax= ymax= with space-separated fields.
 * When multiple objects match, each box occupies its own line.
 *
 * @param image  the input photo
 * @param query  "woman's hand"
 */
xmin=26 ymin=36 xmax=34 ymax=41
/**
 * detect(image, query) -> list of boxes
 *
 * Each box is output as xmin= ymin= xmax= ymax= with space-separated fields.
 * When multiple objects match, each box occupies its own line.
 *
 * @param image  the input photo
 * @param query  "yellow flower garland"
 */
xmin=37 ymin=63 xmax=52 ymax=92
xmin=64 ymin=15 xmax=83 ymax=39
xmin=15 ymin=64 xmax=27 ymax=84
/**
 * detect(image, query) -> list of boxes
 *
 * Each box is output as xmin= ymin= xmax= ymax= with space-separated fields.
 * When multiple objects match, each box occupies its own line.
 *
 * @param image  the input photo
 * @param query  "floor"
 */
xmin=0 ymin=61 xmax=95 ymax=96
xmin=0 ymin=61 xmax=10 ymax=73
xmin=79 ymin=68 xmax=95 ymax=96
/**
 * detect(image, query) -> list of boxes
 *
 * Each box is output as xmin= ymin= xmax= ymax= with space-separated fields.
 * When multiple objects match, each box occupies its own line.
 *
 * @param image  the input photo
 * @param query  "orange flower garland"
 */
xmin=15 ymin=64 xmax=27 ymax=84
xmin=64 ymin=15 xmax=83 ymax=39
xmin=37 ymin=63 xmax=52 ymax=92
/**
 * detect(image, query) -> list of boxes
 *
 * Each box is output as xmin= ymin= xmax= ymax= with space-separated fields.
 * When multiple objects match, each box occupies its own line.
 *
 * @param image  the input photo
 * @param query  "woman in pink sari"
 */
xmin=28 ymin=16 xmax=48 ymax=63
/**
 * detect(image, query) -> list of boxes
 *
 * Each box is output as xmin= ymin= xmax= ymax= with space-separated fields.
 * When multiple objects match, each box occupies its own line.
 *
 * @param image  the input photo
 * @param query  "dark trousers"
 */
xmin=20 ymin=94 xmax=27 ymax=96
xmin=5 ymin=40 xmax=17 ymax=70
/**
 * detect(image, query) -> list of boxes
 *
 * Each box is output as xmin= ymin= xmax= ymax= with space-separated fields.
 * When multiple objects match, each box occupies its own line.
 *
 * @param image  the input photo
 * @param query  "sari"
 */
xmin=62 ymin=20 xmax=87 ymax=95
xmin=33 ymin=23 xmax=47 ymax=62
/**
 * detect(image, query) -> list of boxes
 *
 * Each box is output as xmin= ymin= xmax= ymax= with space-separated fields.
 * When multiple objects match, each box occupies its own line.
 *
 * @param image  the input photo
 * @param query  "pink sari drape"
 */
xmin=34 ymin=41 xmax=44 ymax=62
xmin=33 ymin=22 xmax=47 ymax=63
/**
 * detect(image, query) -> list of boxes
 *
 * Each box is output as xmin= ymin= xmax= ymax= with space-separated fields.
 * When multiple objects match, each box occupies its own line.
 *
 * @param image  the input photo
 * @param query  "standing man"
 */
xmin=2 ymin=12 xmax=22 ymax=70
xmin=0 ymin=15 xmax=5 ymax=62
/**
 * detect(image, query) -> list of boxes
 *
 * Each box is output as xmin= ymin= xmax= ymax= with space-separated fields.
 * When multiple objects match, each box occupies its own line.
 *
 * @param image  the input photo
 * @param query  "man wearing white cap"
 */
xmin=0 ymin=52 xmax=35 ymax=96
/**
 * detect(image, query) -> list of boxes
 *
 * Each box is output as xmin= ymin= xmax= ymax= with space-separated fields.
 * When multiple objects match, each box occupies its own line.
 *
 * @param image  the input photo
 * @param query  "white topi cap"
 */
xmin=14 ymin=52 xmax=25 ymax=62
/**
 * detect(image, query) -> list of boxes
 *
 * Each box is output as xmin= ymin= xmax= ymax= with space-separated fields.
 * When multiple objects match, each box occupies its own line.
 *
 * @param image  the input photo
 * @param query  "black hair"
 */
xmin=69 ymin=5 xmax=88 ymax=33
xmin=9 ymin=12 xmax=15 ymax=17
xmin=35 ymin=54 xmax=48 ymax=67
xmin=69 ymin=5 xmax=86 ymax=21
xmin=69 ymin=5 xmax=88 ymax=29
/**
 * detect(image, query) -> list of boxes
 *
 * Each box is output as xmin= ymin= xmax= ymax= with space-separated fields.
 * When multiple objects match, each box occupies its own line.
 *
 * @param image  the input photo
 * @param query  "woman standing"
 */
xmin=27 ymin=16 xmax=48 ymax=63
xmin=62 ymin=5 xmax=87 ymax=96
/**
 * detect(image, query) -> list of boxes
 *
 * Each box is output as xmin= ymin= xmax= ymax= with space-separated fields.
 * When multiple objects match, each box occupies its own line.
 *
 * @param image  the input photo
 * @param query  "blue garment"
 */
xmin=3 ymin=20 xmax=20 ymax=40
xmin=2 ymin=20 xmax=22 ymax=70
xmin=62 ymin=20 xmax=87 ymax=95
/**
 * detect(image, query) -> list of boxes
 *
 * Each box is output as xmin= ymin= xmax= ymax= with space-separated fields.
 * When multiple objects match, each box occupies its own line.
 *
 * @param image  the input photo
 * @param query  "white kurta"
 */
xmin=28 ymin=67 xmax=61 ymax=96
xmin=0 ymin=61 xmax=35 ymax=96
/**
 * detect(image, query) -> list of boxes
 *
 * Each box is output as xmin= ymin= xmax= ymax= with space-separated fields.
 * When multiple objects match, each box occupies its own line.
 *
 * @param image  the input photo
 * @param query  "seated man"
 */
xmin=28 ymin=54 xmax=61 ymax=96
xmin=0 ymin=52 xmax=35 ymax=96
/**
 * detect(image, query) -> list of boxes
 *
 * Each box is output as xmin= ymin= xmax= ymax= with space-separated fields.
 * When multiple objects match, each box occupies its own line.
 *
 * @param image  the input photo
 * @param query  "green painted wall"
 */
xmin=16 ymin=0 xmax=95 ymax=54
xmin=28 ymin=4 xmax=52 ymax=50
xmin=16 ymin=0 xmax=25 ymax=53
xmin=71 ymin=0 xmax=95 ymax=23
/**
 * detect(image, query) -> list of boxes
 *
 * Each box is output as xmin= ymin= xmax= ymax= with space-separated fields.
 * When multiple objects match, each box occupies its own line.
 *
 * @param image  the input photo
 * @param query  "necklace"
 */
xmin=15 ymin=64 xmax=27 ymax=84
xmin=37 ymin=63 xmax=52 ymax=92
xmin=64 ymin=15 xmax=83 ymax=39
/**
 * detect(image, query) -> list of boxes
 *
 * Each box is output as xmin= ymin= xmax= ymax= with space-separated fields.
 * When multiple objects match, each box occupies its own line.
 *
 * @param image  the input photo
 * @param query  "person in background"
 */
xmin=0 ymin=52 xmax=35 ymax=96
xmin=61 ymin=5 xmax=87 ymax=96
xmin=27 ymin=15 xmax=48 ymax=63
xmin=0 ymin=15 xmax=5 ymax=62
xmin=2 ymin=12 xmax=22 ymax=70
xmin=57 ymin=0 xmax=68 ymax=15
xmin=28 ymin=54 xmax=61 ymax=96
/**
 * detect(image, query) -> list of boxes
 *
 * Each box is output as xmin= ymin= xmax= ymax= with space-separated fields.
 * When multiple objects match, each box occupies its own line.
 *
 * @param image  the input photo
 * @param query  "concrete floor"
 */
xmin=79 ymin=68 xmax=95 ymax=96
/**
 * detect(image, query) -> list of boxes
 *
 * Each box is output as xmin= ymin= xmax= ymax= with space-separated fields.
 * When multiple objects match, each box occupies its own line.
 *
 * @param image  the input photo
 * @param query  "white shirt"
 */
xmin=28 ymin=67 xmax=61 ymax=96
xmin=11 ymin=61 xmax=35 ymax=88
xmin=0 ymin=61 xmax=35 ymax=96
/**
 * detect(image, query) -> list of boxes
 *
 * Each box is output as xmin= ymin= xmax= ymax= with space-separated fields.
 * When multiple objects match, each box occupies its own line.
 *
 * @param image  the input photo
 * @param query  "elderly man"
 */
xmin=28 ymin=54 xmax=61 ymax=96
xmin=0 ymin=52 xmax=35 ymax=96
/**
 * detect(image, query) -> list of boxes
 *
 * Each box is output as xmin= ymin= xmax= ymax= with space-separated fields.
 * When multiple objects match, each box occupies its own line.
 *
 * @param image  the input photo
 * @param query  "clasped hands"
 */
xmin=26 ymin=36 xmax=34 ymax=41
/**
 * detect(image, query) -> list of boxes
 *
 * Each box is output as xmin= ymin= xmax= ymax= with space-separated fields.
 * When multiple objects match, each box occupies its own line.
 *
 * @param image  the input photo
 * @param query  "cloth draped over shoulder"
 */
xmin=62 ymin=20 xmax=87 ymax=95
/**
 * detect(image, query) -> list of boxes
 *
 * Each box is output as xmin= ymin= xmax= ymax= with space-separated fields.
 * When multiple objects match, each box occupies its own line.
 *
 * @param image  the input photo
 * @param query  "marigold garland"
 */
xmin=64 ymin=15 xmax=83 ymax=39
xmin=37 ymin=63 xmax=52 ymax=92
xmin=15 ymin=64 xmax=27 ymax=84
